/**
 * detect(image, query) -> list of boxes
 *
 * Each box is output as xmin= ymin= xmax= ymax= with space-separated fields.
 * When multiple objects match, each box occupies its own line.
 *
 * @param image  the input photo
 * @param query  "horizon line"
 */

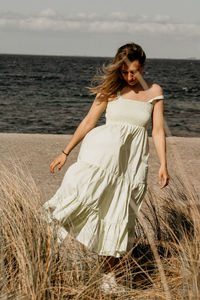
xmin=0 ymin=52 xmax=199 ymax=60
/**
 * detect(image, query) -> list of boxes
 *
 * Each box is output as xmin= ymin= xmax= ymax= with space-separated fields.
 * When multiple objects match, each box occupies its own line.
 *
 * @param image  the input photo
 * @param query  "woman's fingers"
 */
xmin=50 ymin=155 xmax=67 ymax=173
xmin=159 ymin=175 xmax=170 ymax=189
xmin=158 ymin=174 xmax=162 ymax=185
xmin=158 ymin=166 xmax=170 ymax=189
xmin=50 ymin=160 xmax=58 ymax=173
xmin=57 ymin=161 xmax=64 ymax=171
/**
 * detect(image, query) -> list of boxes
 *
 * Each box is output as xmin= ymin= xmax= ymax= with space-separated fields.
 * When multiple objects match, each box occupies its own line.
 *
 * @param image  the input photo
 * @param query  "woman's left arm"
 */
xmin=151 ymin=96 xmax=170 ymax=189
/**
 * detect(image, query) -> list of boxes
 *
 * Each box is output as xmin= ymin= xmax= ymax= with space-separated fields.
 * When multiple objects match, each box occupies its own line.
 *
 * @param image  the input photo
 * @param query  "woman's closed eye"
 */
xmin=121 ymin=70 xmax=137 ymax=76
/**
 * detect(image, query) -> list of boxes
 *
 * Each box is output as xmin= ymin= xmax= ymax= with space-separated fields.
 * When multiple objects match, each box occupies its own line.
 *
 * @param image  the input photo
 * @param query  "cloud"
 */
xmin=39 ymin=9 xmax=57 ymax=18
xmin=0 ymin=9 xmax=199 ymax=38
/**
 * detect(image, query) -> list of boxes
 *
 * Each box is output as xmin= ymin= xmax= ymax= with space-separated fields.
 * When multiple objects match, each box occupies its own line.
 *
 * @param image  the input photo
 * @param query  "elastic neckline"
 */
xmin=108 ymin=97 xmax=152 ymax=106
xmin=114 ymin=91 xmax=164 ymax=104
xmin=117 ymin=97 xmax=153 ymax=105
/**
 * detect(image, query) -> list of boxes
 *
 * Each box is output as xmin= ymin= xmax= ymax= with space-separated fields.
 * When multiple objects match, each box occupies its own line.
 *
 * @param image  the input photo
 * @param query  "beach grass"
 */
xmin=0 ymin=161 xmax=199 ymax=299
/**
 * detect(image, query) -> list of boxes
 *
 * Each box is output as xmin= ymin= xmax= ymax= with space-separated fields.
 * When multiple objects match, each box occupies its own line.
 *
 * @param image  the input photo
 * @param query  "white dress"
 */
xmin=41 ymin=92 xmax=164 ymax=257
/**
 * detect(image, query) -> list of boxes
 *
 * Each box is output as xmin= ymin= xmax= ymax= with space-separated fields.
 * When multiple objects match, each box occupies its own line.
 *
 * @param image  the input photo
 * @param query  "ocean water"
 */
xmin=0 ymin=54 xmax=199 ymax=137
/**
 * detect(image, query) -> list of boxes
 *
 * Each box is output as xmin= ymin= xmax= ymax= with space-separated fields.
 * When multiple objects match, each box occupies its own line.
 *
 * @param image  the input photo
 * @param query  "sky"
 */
xmin=0 ymin=0 xmax=200 ymax=58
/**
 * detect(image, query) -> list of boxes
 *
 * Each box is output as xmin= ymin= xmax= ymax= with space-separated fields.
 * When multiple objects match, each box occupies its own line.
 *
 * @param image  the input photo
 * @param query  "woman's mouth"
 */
xmin=128 ymin=80 xmax=136 ymax=85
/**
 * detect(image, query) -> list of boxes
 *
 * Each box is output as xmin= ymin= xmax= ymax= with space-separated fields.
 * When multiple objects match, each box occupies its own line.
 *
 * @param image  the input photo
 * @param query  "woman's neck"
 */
xmin=124 ymin=83 xmax=145 ymax=94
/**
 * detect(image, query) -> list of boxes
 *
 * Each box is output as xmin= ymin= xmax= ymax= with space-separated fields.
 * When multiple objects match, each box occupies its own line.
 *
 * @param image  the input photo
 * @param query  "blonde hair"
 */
xmin=89 ymin=43 xmax=146 ymax=97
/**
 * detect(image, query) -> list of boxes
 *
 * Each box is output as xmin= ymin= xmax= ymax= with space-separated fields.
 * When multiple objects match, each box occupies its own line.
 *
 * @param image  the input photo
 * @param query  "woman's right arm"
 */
xmin=50 ymin=93 xmax=108 ymax=173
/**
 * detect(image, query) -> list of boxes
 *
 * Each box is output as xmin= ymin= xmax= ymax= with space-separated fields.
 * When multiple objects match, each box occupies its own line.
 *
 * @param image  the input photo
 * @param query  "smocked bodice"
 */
xmin=105 ymin=98 xmax=153 ymax=128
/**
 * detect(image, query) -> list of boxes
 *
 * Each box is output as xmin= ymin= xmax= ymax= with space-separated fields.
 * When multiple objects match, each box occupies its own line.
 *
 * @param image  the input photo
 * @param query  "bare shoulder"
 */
xmin=148 ymin=82 xmax=163 ymax=96
xmin=108 ymin=94 xmax=118 ymax=102
xmin=96 ymin=93 xmax=118 ymax=103
xmin=94 ymin=93 xmax=108 ymax=105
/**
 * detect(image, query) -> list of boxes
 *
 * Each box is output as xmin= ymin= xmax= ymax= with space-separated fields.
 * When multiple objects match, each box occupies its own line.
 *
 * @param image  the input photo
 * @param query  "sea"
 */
xmin=0 ymin=54 xmax=199 ymax=137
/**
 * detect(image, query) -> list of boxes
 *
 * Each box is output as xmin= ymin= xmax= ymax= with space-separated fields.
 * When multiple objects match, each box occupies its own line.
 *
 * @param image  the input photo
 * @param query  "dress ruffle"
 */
xmin=41 ymin=160 xmax=147 ymax=257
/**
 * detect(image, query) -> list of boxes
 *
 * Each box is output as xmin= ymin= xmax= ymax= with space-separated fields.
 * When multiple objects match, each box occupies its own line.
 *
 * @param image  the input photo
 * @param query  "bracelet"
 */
xmin=62 ymin=150 xmax=69 ymax=156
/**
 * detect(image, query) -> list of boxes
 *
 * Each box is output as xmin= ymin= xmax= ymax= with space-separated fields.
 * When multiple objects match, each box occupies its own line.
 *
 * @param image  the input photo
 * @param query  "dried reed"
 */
xmin=0 ymin=162 xmax=199 ymax=299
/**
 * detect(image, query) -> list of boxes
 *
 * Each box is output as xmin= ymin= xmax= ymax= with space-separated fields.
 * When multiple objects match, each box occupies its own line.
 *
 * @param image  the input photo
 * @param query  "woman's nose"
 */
xmin=128 ymin=72 xmax=134 ymax=81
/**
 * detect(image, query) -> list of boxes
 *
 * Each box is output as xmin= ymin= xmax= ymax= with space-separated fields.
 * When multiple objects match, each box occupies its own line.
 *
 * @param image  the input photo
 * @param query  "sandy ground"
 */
xmin=0 ymin=133 xmax=199 ymax=202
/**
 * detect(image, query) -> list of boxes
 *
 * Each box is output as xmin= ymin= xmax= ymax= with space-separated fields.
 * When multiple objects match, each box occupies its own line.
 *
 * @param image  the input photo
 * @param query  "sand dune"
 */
xmin=0 ymin=133 xmax=199 ymax=202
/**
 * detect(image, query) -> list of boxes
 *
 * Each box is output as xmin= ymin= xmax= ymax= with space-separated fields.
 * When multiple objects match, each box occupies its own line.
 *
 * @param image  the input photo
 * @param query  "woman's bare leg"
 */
xmin=101 ymin=256 xmax=118 ymax=273
xmin=99 ymin=256 xmax=127 ymax=293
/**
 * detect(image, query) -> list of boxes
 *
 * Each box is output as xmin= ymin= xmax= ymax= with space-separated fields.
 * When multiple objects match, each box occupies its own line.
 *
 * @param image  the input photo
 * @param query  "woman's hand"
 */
xmin=158 ymin=165 xmax=170 ymax=189
xmin=50 ymin=153 xmax=67 ymax=174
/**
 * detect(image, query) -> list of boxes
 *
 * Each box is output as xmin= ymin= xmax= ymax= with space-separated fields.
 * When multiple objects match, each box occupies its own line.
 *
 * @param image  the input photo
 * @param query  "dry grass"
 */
xmin=0 ymin=161 xmax=199 ymax=299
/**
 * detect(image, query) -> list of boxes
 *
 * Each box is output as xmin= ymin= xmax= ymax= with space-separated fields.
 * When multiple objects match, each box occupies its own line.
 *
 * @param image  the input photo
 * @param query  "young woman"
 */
xmin=41 ymin=42 xmax=170 ymax=293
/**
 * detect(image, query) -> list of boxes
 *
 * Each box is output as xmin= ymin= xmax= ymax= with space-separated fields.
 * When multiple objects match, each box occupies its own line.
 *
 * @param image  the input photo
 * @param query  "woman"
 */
xmin=42 ymin=43 xmax=170 ymax=293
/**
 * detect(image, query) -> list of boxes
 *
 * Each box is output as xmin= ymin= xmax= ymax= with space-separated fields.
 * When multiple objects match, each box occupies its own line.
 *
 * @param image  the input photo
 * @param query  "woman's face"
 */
xmin=120 ymin=60 xmax=144 ymax=86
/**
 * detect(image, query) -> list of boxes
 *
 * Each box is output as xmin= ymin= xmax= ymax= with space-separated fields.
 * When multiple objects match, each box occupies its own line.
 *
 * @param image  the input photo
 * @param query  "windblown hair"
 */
xmin=89 ymin=43 xmax=146 ymax=97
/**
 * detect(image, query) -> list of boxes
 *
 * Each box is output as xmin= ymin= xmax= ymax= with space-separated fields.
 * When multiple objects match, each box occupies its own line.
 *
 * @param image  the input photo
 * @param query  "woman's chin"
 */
xmin=128 ymin=81 xmax=137 ymax=86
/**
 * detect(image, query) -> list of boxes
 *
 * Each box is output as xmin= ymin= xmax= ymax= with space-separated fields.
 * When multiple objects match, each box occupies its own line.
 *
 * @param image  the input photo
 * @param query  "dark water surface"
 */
xmin=0 ymin=54 xmax=199 ymax=136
